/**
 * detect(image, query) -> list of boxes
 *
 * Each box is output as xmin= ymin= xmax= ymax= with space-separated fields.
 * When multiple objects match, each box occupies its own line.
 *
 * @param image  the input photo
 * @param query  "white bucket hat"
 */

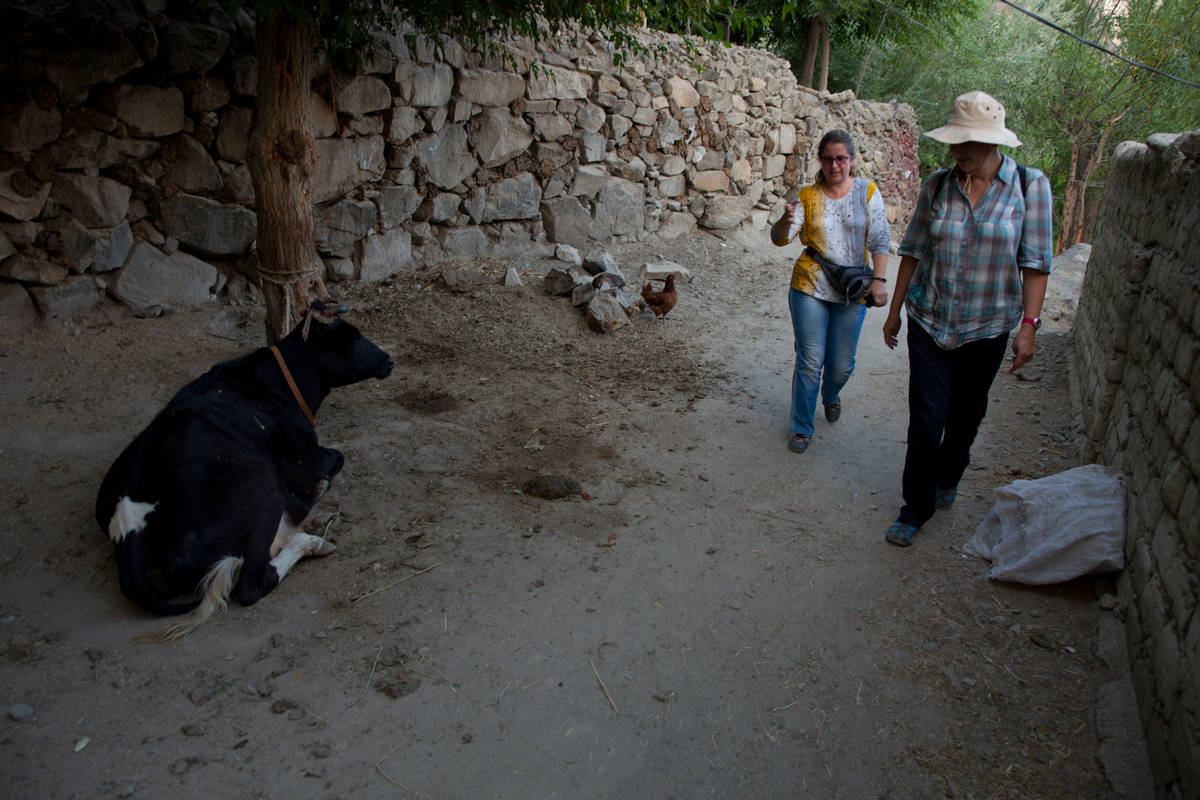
xmin=924 ymin=90 xmax=1022 ymax=147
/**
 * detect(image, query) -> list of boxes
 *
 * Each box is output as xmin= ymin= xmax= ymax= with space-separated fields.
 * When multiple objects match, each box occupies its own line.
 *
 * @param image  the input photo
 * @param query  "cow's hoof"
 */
xmin=311 ymin=538 xmax=337 ymax=557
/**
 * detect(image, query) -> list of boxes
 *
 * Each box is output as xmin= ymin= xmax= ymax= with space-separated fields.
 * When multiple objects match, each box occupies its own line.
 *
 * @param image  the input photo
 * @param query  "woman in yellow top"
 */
xmin=770 ymin=129 xmax=891 ymax=453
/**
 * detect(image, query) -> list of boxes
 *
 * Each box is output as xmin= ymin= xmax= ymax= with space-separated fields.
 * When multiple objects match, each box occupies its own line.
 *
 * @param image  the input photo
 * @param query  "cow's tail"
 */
xmin=134 ymin=556 xmax=244 ymax=643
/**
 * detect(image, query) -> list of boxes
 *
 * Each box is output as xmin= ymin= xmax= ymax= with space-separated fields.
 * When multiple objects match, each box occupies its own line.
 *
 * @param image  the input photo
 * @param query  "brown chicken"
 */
xmin=641 ymin=273 xmax=678 ymax=319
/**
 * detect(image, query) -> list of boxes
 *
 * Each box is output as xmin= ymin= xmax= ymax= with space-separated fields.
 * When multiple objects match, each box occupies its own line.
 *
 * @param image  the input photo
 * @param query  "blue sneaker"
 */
xmin=935 ymin=487 xmax=958 ymax=510
xmin=886 ymin=521 xmax=918 ymax=547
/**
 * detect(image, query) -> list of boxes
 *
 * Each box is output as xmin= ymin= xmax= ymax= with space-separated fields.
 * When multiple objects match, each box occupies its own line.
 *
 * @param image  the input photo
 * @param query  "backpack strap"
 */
xmin=864 ymin=180 xmax=877 ymax=265
xmin=932 ymin=164 xmax=1028 ymax=208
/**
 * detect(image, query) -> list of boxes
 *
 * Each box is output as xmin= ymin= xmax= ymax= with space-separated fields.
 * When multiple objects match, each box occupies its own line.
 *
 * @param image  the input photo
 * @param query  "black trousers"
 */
xmin=899 ymin=323 xmax=1009 ymax=527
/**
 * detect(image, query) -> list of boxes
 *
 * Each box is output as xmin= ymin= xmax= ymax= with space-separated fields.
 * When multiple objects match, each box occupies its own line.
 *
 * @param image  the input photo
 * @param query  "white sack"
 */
xmin=964 ymin=464 xmax=1126 ymax=585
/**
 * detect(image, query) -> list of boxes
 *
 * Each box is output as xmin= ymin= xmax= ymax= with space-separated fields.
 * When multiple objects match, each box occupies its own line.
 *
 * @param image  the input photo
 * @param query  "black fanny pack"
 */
xmin=805 ymin=246 xmax=874 ymax=305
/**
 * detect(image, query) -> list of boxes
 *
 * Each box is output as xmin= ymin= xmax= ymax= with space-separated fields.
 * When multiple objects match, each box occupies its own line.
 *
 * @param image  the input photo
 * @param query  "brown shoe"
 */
xmin=788 ymin=434 xmax=812 ymax=453
xmin=824 ymin=401 xmax=841 ymax=423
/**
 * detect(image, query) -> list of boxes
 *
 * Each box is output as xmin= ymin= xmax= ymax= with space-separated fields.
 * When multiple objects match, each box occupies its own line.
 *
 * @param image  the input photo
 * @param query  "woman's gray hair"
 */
xmin=815 ymin=129 xmax=858 ymax=184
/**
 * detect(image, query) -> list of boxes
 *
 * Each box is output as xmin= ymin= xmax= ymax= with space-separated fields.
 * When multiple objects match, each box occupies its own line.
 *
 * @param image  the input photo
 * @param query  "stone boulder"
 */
xmin=159 ymin=194 xmax=257 ymax=258
xmin=386 ymin=107 xmax=425 ymax=144
xmin=375 ymin=186 xmax=422 ymax=229
xmin=541 ymin=196 xmax=590 ymax=249
xmin=336 ymin=75 xmax=392 ymax=116
xmin=104 ymin=84 xmax=186 ymax=138
xmin=0 ymin=102 xmax=63 ymax=153
xmin=317 ymin=199 xmax=378 ymax=257
xmin=113 ymin=243 xmax=219 ymax=311
xmin=93 ymin=222 xmax=134 ymax=273
xmin=396 ymin=62 xmax=454 ymax=107
xmin=416 ymin=126 xmax=478 ymax=190
xmin=0 ymin=255 xmax=68 ymax=286
xmin=159 ymin=21 xmax=230 ymax=76
xmin=667 ymin=77 xmax=701 ymax=109
xmin=185 ymin=76 xmax=231 ymax=112
xmin=472 ymin=109 xmax=533 ymax=168
xmin=45 ymin=46 xmax=142 ymax=106
xmin=0 ymin=170 xmax=52 ymax=221
xmin=216 ymin=107 xmax=253 ymax=163
xmin=359 ymin=229 xmax=413 ymax=281
xmin=165 ymin=134 xmax=223 ymax=193
xmin=592 ymin=178 xmax=645 ymax=239
xmin=50 ymin=175 xmax=131 ymax=228
xmin=0 ymin=283 xmax=37 ymax=336
xmin=441 ymin=267 xmax=488 ymax=291
xmin=699 ymin=194 xmax=754 ymax=230
xmin=527 ymin=65 xmax=591 ymax=101
xmin=30 ymin=276 xmax=101 ymax=320
xmin=483 ymin=173 xmax=541 ymax=222
xmin=313 ymin=136 xmax=386 ymax=203
xmin=434 ymin=227 xmax=487 ymax=258
xmin=586 ymin=291 xmax=629 ymax=333
xmin=457 ymin=69 xmax=526 ymax=107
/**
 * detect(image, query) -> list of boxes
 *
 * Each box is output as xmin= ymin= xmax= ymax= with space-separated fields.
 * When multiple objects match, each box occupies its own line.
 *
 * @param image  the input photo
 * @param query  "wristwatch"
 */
xmin=1022 ymin=317 xmax=1042 ymax=330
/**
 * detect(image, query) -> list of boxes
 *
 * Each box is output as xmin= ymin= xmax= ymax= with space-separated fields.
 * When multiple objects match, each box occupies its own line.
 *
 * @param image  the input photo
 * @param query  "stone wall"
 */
xmin=1071 ymin=130 xmax=1200 ymax=799
xmin=0 ymin=2 xmax=918 ymax=329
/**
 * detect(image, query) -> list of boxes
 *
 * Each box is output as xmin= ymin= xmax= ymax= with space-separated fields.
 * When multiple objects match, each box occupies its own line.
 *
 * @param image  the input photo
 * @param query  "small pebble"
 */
xmin=9 ymin=703 xmax=35 ymax=721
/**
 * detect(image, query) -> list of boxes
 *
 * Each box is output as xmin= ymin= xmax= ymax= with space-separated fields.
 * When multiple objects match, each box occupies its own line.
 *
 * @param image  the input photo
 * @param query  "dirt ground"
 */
xmin=0 ymin=228 xmax=1139 ymax=798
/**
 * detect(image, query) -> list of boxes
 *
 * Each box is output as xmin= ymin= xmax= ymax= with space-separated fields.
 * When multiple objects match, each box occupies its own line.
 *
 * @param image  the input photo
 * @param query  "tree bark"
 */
xmin=1057 ymin=141 xmax=1083 ymax=255
xmin=817 ymin=18 xmax=830 ymax=92
xmin=798 ymin=19 xmax=820 ymax=87
xmin=247 ymin=15 xmax=326 ymax=345
xmin=1058 ymin=117 xmax=1116 ymax=253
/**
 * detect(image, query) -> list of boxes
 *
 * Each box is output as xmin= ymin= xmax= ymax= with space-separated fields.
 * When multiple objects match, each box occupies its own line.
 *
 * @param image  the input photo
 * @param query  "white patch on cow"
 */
xmin=269 ymin=514 xmax=303 ymax=558
xmin=270 ymin=532 xmax=337 ymax=581
xmin=136 ymin=555 xmax=243 ymax=643
xmin=108 ymin=497 xmax=157 ymax=544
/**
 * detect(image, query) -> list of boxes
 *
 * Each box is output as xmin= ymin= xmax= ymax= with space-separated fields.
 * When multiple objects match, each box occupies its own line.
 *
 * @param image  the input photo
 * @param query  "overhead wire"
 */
xmin=997 ymin=0 xmax=1200 ymax=89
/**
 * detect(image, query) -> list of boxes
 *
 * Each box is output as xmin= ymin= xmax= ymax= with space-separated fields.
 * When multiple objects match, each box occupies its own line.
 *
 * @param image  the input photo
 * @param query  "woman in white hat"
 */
xmin=881 ymin=91 xmax=1053 ymax=547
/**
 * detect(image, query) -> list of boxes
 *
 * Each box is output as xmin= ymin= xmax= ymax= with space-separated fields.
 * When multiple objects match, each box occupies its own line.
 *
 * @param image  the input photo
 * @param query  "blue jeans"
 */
xmin=899 ymin=322 xmax=1009 ymax=526
xmin=788 ymin=289 xmax=867 ymax=436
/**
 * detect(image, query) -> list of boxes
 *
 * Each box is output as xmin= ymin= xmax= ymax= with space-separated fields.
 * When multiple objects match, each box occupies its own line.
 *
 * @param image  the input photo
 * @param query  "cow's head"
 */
xmin=300 ymin=298 xmax=394 ymax=386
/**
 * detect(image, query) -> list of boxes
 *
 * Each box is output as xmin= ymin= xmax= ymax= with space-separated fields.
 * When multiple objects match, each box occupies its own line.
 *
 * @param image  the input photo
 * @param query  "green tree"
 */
xmin=853 ymin=0 xmax=1199 ymax=250
xmin=1034 ymin=0 xmax=1200 ymax=249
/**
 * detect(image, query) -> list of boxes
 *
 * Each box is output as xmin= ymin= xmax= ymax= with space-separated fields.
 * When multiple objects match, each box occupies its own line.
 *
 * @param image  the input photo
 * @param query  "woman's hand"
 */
xmin=785 ymin=199 xmax=801 ymax=228
xmin=1009 ymin=325 xmax=1036 ymax=372
xmin=770 ymin=199 xmax=803 ymax=244
xmin=883 ymin=312 xmax=901 ymax=350
xmin=869 ymin=282 xmax=888 ymax=309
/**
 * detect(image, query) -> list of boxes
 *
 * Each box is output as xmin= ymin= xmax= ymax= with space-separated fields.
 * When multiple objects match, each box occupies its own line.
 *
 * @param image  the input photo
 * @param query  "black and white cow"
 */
xmin=96 ymin=299 xmax=393 ymax=640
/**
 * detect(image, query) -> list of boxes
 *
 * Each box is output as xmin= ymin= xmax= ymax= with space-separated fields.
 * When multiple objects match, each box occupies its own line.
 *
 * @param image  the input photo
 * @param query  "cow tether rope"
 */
xmin=269 ymin=345 xmax=319 ymax=427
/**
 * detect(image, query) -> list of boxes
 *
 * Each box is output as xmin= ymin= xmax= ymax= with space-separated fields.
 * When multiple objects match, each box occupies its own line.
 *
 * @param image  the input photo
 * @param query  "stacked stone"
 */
xmin=0 ymin=2 xmax=919 ymax=330
xmin=1071 ymin=130 xmax=1200 ymax=799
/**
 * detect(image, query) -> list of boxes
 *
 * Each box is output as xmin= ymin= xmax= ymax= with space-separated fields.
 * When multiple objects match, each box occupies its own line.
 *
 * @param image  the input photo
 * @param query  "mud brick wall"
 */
xmin=1071 ymin=130 xmax=1200 ymax=799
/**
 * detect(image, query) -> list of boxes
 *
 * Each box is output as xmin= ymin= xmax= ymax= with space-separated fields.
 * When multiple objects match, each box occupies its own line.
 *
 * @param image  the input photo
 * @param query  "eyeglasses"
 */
xmin=819 ymin=155 xmax=851 ymax=165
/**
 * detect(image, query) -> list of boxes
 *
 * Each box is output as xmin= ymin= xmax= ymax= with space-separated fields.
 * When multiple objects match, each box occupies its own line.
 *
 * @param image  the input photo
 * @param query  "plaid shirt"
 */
xmin=898 ymin=155 xmax=1053 ymax=349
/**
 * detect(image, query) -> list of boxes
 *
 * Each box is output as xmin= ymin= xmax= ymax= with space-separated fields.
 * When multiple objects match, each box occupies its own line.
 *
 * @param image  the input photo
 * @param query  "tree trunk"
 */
xmin=817 ymin=18 xmax=830 ymax=92
xmin=247 ymin=15 xmax=326 ymax=345
xmin=1057 ymin=140 xmax=1083 ymax=254
xmin=1058 ymin=117 xmax=1115 ymax=253
xmin=798 ymin=20 xmax=820 ymax=87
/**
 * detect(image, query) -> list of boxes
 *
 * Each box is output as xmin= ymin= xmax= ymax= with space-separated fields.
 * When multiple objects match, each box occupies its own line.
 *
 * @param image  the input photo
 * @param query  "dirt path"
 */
xmin=1 ymin=230 xmax=1136 ymax=798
